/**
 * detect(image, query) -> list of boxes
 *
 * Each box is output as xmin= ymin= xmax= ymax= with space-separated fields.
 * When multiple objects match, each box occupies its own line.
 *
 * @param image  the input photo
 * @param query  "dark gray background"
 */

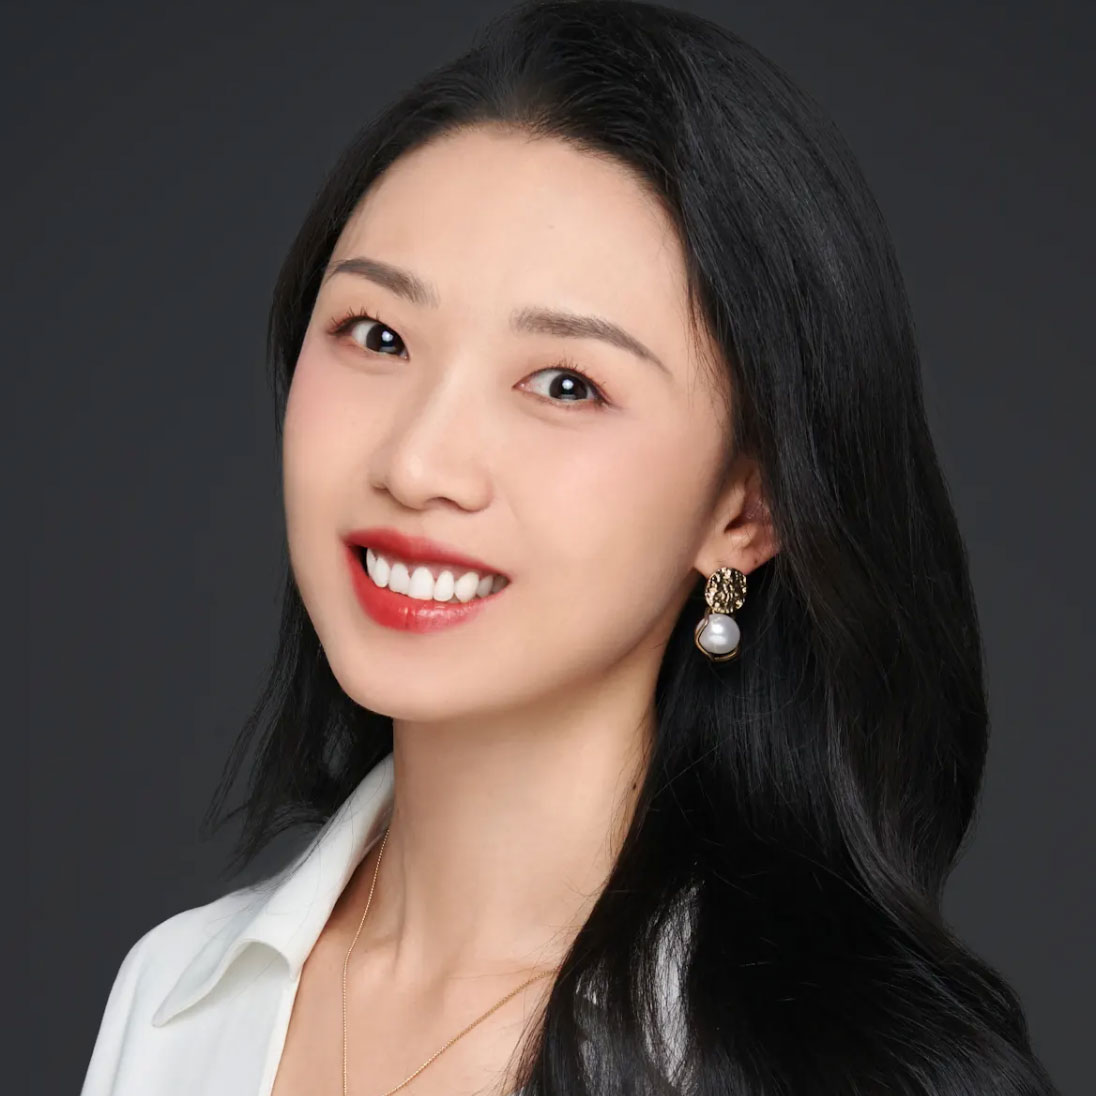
xmin=7 ymin=1 xmax=1092 ymax=1092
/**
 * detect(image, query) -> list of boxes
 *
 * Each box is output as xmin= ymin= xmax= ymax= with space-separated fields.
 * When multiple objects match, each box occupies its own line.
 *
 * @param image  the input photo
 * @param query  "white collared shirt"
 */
xmin=82 ymin=753 xmax=427 ymax=1095
xmin=81 ymin=751 xmax=685 ymax=1095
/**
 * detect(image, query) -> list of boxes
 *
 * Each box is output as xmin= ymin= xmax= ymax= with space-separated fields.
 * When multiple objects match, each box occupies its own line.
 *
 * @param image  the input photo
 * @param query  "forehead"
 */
xmin=329 ymin=127 xmax=695 ymax=338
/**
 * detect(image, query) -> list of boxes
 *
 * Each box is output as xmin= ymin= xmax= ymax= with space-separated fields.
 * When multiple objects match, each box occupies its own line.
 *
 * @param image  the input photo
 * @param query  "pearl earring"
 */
xmin=693 ymin=566 xmax=747 ymax=662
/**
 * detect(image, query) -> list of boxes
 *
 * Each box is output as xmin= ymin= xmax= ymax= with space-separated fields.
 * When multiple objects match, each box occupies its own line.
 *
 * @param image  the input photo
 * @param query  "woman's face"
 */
xmin=283 ymin=126 xmax=738 ymax=722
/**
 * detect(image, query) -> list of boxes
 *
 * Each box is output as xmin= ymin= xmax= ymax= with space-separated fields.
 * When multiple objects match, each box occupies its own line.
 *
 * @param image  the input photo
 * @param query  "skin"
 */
xmin=272 ymin=124 xmax=777 ymax=1096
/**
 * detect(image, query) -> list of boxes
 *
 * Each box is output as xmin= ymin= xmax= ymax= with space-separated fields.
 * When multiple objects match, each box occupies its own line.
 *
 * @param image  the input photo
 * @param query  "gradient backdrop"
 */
xmin=7 ymin=1 xmax=1092 ymax=1092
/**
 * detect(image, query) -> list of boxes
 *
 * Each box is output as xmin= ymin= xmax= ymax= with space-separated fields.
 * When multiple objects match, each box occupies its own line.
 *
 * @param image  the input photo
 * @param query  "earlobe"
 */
xmin=694 ymin=461 xmax=779 ymax=579
xmin=690 ymin=497 xmax=777 ymax=663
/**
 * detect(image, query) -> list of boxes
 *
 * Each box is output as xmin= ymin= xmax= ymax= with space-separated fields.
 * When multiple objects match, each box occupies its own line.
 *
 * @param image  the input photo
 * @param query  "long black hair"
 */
xmin=202 ymin=2 xmax=1060 ymax=1092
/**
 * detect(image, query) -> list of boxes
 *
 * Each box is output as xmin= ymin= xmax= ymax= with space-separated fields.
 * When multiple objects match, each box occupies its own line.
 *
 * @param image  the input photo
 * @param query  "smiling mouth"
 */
xmin=354 ymin=544 xmax=509 ymax=603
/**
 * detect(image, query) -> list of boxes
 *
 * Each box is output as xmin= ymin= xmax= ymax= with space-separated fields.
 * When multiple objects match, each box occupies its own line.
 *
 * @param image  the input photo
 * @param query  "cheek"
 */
xmin=283 ymin=354 xmax=328 ymax=527
xmin=516 ymin=415 xmax=716 ymax=621
xmin=281 ymin=343 xmax=370 ymax=587
xmin=281 ymin=341 xmax=393 ymax=661
xmin=282 ymin=342 xmax=365 ymax=518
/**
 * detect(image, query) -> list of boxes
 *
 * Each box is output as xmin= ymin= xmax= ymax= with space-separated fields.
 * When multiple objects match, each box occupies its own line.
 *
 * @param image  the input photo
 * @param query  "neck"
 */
xmin=353 ymin=670 xmax=653 ymax=984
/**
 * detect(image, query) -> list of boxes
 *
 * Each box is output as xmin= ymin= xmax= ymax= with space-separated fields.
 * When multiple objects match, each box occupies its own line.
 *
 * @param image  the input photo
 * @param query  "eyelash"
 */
xmin=325 ymin=306 xmax=611 ymax=411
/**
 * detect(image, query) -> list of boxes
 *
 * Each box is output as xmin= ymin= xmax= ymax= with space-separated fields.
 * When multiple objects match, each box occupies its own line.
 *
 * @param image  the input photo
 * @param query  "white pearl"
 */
xmin=695 ymin=612 xmax=740 ymax=656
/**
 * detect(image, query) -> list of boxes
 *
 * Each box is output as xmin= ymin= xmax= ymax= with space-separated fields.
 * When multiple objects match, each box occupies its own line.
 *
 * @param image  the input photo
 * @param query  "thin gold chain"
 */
xmin=341 ymin=826 xmax=555 ymax=1096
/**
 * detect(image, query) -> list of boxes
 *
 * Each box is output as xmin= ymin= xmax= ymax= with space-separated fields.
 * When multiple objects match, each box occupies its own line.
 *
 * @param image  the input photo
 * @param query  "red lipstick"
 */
xmin=344 ymin=527 xmax=506 ymax=577
xmin=342 ymin=527 xmax=508 ymax=634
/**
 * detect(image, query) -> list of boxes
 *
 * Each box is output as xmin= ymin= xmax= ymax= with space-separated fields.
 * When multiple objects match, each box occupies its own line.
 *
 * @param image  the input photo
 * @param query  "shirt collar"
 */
xmin=152 ymin=751 xmax=396 ymax=1027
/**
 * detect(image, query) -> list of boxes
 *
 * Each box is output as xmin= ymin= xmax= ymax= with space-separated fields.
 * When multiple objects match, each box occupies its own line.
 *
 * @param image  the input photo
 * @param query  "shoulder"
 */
xmin=80 ymin=886 xmax=260 ymax=1094
xmin=119 ymin=885 xmax=260 ymax=998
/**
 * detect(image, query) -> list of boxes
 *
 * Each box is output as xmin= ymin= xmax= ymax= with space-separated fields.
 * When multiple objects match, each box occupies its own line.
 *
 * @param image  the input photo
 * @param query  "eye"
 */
xmin=327 ymin=308 xmax=407 ymax=357
xmin=326 ymin=308 xmax=610 ymax=411
xmin=522 ymin=359 xmax=610 ymax=410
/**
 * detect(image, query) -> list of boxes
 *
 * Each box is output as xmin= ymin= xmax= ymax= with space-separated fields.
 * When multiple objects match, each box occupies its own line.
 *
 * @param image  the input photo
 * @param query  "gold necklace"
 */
xmin=341 ymin=826 xmax=555 ymax=1096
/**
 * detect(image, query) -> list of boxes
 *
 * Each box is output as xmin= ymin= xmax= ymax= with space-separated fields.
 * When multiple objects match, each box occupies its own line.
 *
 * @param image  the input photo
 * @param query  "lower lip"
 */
xmin=345 ymin=543 xmax=506 ymax=633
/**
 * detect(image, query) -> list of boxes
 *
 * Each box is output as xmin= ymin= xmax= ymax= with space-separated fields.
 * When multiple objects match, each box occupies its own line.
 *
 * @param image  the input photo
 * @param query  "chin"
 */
xmin=320 ymin=642 xmax=505 ymax=724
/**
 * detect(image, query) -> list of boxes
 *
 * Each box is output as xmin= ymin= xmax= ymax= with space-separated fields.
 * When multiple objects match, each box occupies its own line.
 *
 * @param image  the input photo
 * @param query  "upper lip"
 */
xmin=344 ymin=526 xmax=507 ymax=577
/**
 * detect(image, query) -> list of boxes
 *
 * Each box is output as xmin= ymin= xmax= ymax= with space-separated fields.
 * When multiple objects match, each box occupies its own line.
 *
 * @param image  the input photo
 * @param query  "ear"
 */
xmin=692 ymin=454 xmax=779 ymax=579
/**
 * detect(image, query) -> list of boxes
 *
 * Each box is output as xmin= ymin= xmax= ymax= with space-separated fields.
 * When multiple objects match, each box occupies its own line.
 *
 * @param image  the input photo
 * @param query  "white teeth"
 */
xmin=388 ymin=560 xmax=411 ymax=595
xmin=363 ymin=547 xmax=507 ymax=603
xmin=408 ymin=565 xmax=435 ymax=600
xmin=433 ymin=569 xmax=455 ymax=602
xmin=366 ymin=548 xmax=389 ymax=588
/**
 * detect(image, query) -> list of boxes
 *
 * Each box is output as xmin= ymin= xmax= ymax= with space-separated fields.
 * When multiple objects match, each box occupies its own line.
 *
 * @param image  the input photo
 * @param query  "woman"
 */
xmin=80 ymin=1 xmax=1061 ymax=1094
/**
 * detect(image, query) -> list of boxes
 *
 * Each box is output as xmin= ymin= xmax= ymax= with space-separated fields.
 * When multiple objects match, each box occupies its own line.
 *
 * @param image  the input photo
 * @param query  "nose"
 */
xmin=365 ymin=360 xmax=494 ymax=513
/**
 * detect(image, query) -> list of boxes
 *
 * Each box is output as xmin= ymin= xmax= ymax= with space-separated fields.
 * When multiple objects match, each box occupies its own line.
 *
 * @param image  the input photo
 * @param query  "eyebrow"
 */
xmin=322 ymin=255 xmax=670 ymax=376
